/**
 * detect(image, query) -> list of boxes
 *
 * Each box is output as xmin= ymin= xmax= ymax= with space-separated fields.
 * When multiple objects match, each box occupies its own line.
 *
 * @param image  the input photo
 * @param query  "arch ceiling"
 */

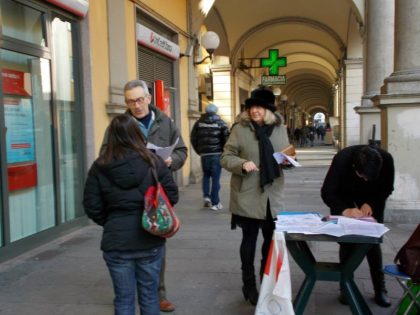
xmin=205 ymin=0 xmax=364 ymax=117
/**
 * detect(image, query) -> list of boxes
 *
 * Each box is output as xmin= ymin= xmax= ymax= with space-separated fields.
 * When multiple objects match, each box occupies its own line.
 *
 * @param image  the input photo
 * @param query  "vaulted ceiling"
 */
xmin=204 ymin=0 xmax=364 ymax=117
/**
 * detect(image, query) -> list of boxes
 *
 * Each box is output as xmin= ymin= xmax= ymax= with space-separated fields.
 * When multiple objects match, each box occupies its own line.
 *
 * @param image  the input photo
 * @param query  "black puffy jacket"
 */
xmin=83 ymin=151 xmax=178 ymax=251
xmin=190 ymin=113 xmax=229 ymax=155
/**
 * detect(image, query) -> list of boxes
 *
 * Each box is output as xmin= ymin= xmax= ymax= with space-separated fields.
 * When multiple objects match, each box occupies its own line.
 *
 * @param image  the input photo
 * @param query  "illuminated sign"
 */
xmin=261 ymin=49 xmax=287 ymax=75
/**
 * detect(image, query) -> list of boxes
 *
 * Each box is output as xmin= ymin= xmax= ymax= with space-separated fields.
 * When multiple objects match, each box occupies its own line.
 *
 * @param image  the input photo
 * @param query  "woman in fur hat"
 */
xmin=221 ymin=87 xmax=291 ymax=305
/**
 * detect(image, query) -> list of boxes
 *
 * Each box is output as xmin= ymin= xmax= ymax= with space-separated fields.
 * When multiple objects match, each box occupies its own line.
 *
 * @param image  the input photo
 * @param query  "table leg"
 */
xmin=340 ymin=244 xmax=373 ymax=315
xmin=286 ymin=241 xmax=316 ymax=315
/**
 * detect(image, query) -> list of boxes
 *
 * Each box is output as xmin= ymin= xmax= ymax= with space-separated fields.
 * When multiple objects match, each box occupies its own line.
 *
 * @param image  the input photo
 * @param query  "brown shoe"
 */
xmin=160 ymin=299 xmax=175 ymax=312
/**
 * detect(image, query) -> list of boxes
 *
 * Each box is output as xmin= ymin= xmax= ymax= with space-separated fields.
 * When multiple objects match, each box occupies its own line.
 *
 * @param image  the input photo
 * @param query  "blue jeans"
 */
xmin=201 ymin=154 xmax=222 ymax=205
xmin=103 ymin=246 xmax=164 ymax=315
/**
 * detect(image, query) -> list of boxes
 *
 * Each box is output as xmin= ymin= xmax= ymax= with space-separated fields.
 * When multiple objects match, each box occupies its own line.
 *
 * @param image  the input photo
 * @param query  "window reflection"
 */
xmin=1 ymin=0 xmax=46 ymax=46
xmin=52 ymin=17 xmax=83 ymax=222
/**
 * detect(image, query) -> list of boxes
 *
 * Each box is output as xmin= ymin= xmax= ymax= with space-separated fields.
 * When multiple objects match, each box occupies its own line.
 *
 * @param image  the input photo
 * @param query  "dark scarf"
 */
xmin=252 ymin=121 xmax=280 ymax=190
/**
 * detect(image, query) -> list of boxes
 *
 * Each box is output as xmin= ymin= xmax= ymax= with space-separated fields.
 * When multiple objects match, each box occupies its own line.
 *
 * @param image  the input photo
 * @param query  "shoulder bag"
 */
xmin=142 ymin=167 xmax=180 ymax=238
xmin=394 ymin=224 xmax=420 ymax=282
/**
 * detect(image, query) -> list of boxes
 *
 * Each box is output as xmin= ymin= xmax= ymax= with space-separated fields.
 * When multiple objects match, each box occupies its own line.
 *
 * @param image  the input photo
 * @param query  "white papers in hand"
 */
xmin=146 ymin=137 xmax=179 ymax=160
xmin=273 ymin=152 xmax=302 ymax=167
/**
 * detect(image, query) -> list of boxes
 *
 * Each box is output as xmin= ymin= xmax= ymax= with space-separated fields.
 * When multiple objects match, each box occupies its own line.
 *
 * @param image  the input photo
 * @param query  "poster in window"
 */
xmin=4 ymin=97 xmax=35 ymax=163
xmin=2 ymin=69 xmax=37 ymax=191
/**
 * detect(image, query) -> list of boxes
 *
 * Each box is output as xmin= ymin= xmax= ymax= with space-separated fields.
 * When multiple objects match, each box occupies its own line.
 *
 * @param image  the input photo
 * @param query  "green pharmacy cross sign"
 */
xmin=260 ymin=49 xmax=287 ymax=75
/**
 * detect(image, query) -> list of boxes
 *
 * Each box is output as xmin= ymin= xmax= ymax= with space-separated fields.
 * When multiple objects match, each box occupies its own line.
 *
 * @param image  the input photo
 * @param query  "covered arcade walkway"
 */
xmin=0 ymin=145 xmax=416 ymax=315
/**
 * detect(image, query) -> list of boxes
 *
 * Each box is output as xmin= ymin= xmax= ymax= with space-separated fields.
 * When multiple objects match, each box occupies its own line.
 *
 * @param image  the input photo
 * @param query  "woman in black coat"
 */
xmin=83 ymin=114 xmax=178 ymax=315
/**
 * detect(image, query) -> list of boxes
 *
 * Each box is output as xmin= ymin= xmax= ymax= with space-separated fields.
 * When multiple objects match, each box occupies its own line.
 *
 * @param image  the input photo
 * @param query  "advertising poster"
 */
xmin=4 ymin=97 xmax=35 ymax=164
xmin=2 ymin=68 xmax=37 ymax=191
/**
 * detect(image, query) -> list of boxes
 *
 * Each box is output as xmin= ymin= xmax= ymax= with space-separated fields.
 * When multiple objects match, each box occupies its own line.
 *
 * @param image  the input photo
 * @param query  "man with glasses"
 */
xmin=101 ymin=79 xmax=187 ymax=312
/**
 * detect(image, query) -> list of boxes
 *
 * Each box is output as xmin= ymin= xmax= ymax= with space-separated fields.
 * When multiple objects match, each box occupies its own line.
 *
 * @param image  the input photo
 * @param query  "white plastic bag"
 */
xmin=255 ymin=232 xmax=295 ymax=315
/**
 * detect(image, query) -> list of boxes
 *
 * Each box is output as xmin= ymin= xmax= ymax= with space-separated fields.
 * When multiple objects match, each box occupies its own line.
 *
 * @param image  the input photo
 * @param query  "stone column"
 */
xmin=343 ymin=58 xmax=363 ymax=147
xmin=106 ymin=0 xmax=136 ymax=116
xmin=372 ymin=0 xmax=420 ymax=223
xmin=356 ymin=0 xmax=394 ymax=144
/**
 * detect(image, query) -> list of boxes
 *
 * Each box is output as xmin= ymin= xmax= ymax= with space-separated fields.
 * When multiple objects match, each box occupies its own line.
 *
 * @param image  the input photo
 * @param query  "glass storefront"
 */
xmin=2 ymin=50 xmax=55 ymax=241
xmin=51 ymin=17 xmax=84 ymax=223
xmin=0 ymin=0 xmax=85 ymax=247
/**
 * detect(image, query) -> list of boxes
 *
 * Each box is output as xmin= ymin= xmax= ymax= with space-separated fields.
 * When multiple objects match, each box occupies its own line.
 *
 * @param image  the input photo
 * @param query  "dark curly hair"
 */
xmin=353 ymin=146 xmax=383 ymax=181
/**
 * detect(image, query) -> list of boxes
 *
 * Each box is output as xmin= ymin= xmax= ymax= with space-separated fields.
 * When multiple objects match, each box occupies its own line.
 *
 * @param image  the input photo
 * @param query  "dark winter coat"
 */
xmin=190 ymin=113 xmax=229 ymax=155
xmin=83 ymin=151 xmax=178 ymax=251
xmin=101 ymin=105 xmax=188 ymax=172
xmin=321 ymin=145 xmax=394 ymax=223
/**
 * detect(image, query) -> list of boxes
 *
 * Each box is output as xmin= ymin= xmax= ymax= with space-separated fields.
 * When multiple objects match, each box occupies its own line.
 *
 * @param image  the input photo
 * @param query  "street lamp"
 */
xmin=194 ymin=31 xmax=220 ymax=65
xmin=272 ymin=86 xmax=281 ymax=96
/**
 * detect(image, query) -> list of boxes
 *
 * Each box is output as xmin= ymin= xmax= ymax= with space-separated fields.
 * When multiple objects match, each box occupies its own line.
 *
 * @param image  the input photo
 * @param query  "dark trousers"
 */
xmin=339 ymin=243 xmax=386 ymax=292
xmin=201 ymin=154 xmax=222 ymax=205
xmin=239 ymin=207 xmax=275 ymax=284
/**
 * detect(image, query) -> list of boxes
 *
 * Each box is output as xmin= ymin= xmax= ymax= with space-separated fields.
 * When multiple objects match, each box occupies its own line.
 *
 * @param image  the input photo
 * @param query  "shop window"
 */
xmin=51 ymin=16 xmax=83 ymax=222
xmin=1 ymin=0 xmax=46 ymax=46
xmin=1 ymin=49 xmax=55 ymax=241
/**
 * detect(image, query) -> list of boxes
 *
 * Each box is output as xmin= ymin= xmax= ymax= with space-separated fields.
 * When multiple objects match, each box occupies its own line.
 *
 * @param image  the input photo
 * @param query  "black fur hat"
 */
xmin=245 ymin=88 xmax=277 ymax=112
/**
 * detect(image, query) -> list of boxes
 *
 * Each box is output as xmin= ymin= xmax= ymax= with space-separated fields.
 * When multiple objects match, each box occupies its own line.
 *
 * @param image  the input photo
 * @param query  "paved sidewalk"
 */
xmin=0 ymin=146 xmax=417 ymax=314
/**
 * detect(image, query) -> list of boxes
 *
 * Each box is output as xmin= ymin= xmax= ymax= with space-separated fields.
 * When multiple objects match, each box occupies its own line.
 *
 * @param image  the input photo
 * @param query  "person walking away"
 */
xmin=221 ymin=87 xmax=290 ymax=306
xmin=321 ymin=145 xmax=394 ymax=307
xmin=190 ymin=103 xmax=230 ymax=210
xmin=83 ymin=114 xmax=179 ymax=315
xmin=101 ymin=80 xmax=187 ymax=312
xmin=293 ymin=127 xmax=301 ymax=146
xmin=308 ymin=126 xmax=315 ymax=147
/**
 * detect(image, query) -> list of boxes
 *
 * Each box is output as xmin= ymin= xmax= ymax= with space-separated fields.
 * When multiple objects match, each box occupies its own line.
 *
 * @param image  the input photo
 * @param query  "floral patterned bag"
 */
xmin=142 ymin=168 xmax=180 ymax=238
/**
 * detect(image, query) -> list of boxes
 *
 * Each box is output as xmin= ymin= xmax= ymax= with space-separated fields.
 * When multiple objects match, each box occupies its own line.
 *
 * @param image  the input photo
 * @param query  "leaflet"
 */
xmin=273 ymin=152 xmax=302 ymax=167
xmin=147 ymin=137 xmax=179 ymax=161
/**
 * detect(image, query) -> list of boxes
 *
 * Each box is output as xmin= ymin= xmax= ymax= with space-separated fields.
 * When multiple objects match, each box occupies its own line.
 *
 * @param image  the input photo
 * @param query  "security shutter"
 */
xmin=138 ymin=46 xmax=174 ymax=87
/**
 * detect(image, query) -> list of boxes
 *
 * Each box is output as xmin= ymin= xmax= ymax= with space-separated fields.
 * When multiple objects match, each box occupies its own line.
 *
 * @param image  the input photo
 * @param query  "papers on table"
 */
xmin=276 ymin=212 xmax=323 ymax=233
xmin=276 ymin=212 xmax=389 ymax=237
xmin=273 ymin=152 xmax=302 ymax=167
xmin=147 ymin=137 xmax=179 ymax=160
xmin=337 ymin=217 xmax=389 ymax=237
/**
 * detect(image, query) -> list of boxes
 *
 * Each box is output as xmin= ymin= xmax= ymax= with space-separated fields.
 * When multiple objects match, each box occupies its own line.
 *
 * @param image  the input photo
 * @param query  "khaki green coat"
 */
xmin=221 ymin=113 xmax=289 ymax=219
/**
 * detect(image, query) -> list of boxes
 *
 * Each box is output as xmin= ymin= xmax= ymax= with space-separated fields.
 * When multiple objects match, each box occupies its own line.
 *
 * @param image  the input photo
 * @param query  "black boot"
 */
xmin=374 ymin=290 xmax=391 ymax=307
xmin=242 ymin=274 xmax=259 ymax=305
xmin=338 ymin=291 xmax=348 ymax=305
xmin=371 ymin=268 xmax=391 ymax=307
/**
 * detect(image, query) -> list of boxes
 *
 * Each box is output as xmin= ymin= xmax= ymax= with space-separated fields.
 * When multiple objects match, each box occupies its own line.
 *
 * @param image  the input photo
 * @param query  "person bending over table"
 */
xmin=321 ymin=145 xmax=394 ymax=307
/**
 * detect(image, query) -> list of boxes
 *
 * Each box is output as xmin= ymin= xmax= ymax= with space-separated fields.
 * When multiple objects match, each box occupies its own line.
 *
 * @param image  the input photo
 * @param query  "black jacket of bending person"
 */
xmin=321 ymin=145 xmax=394 ymax=223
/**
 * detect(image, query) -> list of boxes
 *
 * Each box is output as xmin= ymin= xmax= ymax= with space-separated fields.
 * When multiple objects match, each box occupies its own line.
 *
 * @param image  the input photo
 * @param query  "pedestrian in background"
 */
xmin=321 ymin=145 xmax=394 ymax=307
xmin=221 ymin=87 xmax=290 ymax=306
xmin=101 ymin=79 xmax=187 ymax=312
xmin=83 ymin=114 xmax=179 ymax=315
xmin=191 ymin=103 xmax=230 ymax=210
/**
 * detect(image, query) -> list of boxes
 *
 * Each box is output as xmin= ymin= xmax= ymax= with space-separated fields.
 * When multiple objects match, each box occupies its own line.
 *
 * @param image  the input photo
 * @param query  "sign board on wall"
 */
xmin=261 ymin=75 xmax=287 ymax=85
xmin=154 ymin=80 xmax=172 ymax=117
xmin=137 ymin=23 xmax=180 ymax=60
xmin=44 ymin=0 xmax=89 ymax=18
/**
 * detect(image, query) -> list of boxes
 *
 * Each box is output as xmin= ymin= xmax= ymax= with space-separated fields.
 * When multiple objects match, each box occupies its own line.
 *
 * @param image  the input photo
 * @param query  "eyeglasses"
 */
xmin=125 ymin=96 xmax=148 ymax=107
